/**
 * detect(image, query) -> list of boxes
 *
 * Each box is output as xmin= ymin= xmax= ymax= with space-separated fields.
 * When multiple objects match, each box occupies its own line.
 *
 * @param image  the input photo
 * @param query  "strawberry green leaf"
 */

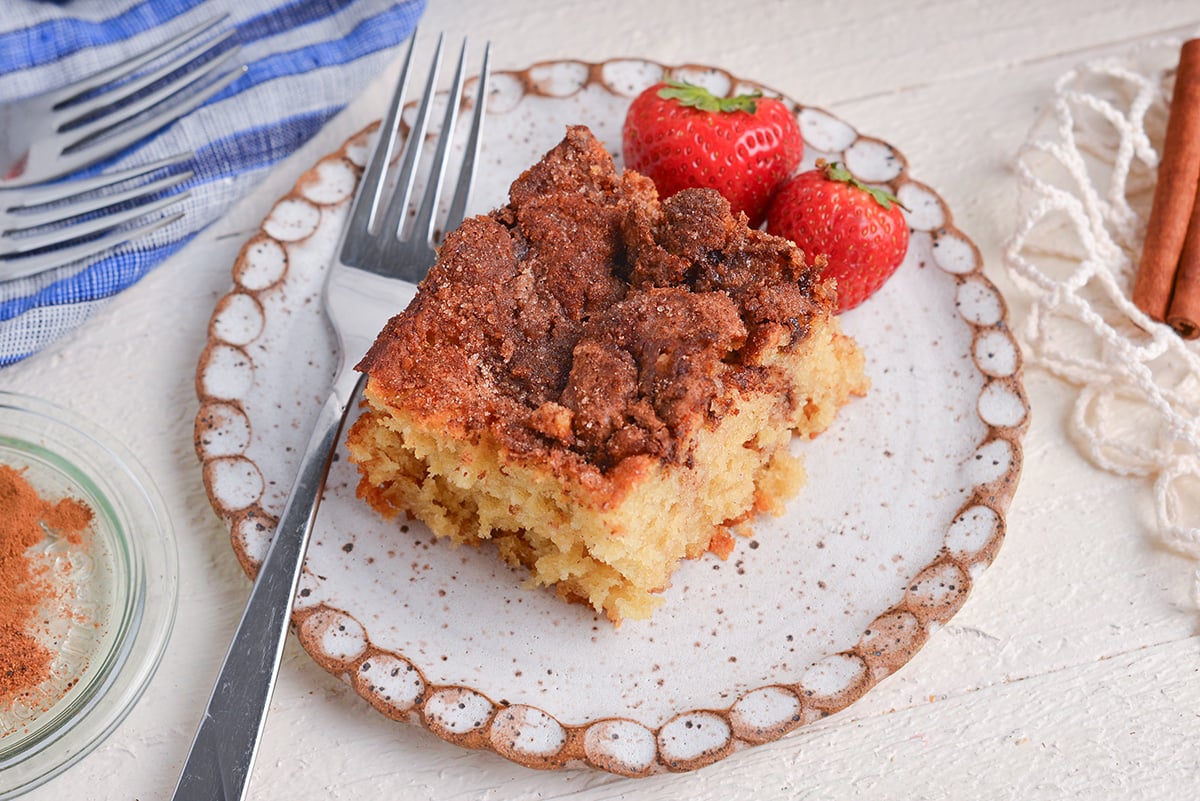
xmin=658 ymin=78 xmax=762 ymax=114
xmin=820 ymin=160 xmax=907 ymax=211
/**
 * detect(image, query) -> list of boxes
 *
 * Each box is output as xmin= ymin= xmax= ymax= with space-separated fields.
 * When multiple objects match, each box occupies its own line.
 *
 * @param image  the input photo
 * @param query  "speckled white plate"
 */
xmin=194 ymin=58 xmax=1027 ymax=776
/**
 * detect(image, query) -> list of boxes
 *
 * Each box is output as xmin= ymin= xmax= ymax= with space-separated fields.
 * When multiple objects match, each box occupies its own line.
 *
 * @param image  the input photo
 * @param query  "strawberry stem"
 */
xmin=658 ymin=78 xmax=762 ymax=114
xmin=818 ymin=159 xmax=907 ymax=211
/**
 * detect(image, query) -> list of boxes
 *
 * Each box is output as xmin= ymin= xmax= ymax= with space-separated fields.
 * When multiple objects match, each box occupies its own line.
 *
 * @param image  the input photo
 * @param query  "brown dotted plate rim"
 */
xmin=194 ymin=57 xmax=1028 ymax=777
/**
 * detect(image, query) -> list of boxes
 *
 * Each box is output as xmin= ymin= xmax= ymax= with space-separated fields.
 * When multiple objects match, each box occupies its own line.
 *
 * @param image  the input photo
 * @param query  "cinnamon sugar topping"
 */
xmin=358 ymin=125 xmax=834 ymax=473
xmin=0 ymin=464 xmax=93 ymax=708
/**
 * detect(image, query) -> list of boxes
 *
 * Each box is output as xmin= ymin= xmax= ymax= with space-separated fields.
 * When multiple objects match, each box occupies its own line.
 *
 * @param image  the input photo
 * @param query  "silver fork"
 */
xmin=170 ymin=33 xmax=490 ymax=801
xmin=1 ymin=155 xmax=192 ymax=280
xmin=0 ymin=16 xmax=242 ymax=188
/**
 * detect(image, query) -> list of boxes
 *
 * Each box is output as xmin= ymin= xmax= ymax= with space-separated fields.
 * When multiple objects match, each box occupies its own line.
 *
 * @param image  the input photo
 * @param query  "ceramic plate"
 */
xmin=194 ymin=58 xmax=1027 ymax=776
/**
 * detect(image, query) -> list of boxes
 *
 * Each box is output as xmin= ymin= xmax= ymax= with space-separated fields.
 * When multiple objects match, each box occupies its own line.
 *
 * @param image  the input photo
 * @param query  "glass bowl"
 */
xmin=0 ymin=391 xmax=178 ymax=799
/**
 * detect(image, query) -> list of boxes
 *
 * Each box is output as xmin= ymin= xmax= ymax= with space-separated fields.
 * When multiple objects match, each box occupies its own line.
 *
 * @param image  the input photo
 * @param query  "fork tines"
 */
xmin=342 ymin=32 xmax=492 ymax=276
xmin=53 ymin=17 xmax=243 ymax=160
xmin=2 ymin=16 xmax=244 ymax=188
xmin=0 ymin=156 xmax=191 ymax=281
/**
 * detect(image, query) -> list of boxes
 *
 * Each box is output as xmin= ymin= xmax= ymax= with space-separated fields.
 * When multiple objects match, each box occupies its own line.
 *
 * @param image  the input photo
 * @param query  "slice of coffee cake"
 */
xmin=347 ymin=125 xmax=866 ymax=623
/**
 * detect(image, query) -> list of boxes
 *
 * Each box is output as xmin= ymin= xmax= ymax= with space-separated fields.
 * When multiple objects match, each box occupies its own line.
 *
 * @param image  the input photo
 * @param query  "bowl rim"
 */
xmin=0 ymin=390 xmax=179 ymax=799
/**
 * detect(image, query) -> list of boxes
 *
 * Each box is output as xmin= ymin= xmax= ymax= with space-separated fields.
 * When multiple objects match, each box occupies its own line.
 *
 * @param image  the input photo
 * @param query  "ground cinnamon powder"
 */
xmin=0 ymin=464 xmax=93 ymax=707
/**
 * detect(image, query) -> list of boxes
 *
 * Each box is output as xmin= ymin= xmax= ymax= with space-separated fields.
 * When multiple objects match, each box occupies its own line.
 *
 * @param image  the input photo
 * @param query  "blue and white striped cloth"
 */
xmin=0 ymin=0 xmax=425 ymax=367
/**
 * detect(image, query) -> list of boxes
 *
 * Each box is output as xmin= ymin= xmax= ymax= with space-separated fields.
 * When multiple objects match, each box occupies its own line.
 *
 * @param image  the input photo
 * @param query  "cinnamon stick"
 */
xmin=1167 ymin=179 xmax=1200 ymax=338
xmin=1132 ymin=39 xmax=1200 ymax=323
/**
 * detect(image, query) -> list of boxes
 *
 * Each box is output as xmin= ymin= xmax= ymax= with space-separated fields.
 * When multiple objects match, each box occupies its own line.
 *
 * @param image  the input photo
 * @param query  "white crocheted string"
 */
xmin=1004 ymin=35 xmax=1200 ymax=608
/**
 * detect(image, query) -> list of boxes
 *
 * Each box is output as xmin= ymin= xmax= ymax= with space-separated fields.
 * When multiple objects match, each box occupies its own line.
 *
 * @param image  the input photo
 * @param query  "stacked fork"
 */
xmin=0 ymin=17 xmax=243 ymax=282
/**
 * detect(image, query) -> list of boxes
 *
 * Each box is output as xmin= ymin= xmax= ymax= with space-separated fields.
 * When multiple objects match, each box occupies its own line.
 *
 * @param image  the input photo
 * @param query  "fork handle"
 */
xmin=171 ymin=369 xmax=364 ymax=801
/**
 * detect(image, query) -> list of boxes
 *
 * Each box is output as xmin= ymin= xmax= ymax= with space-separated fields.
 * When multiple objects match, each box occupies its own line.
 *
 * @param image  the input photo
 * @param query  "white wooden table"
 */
xmin=6 ymin=1 xmax=1200 ymax=798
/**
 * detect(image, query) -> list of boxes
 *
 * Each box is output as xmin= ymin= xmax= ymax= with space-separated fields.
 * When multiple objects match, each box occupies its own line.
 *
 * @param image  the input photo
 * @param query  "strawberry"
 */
xmin=622 ymin=78 xmax=803 ymax=227
xmin=766 ymin=160 xmax=909 ymax=312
